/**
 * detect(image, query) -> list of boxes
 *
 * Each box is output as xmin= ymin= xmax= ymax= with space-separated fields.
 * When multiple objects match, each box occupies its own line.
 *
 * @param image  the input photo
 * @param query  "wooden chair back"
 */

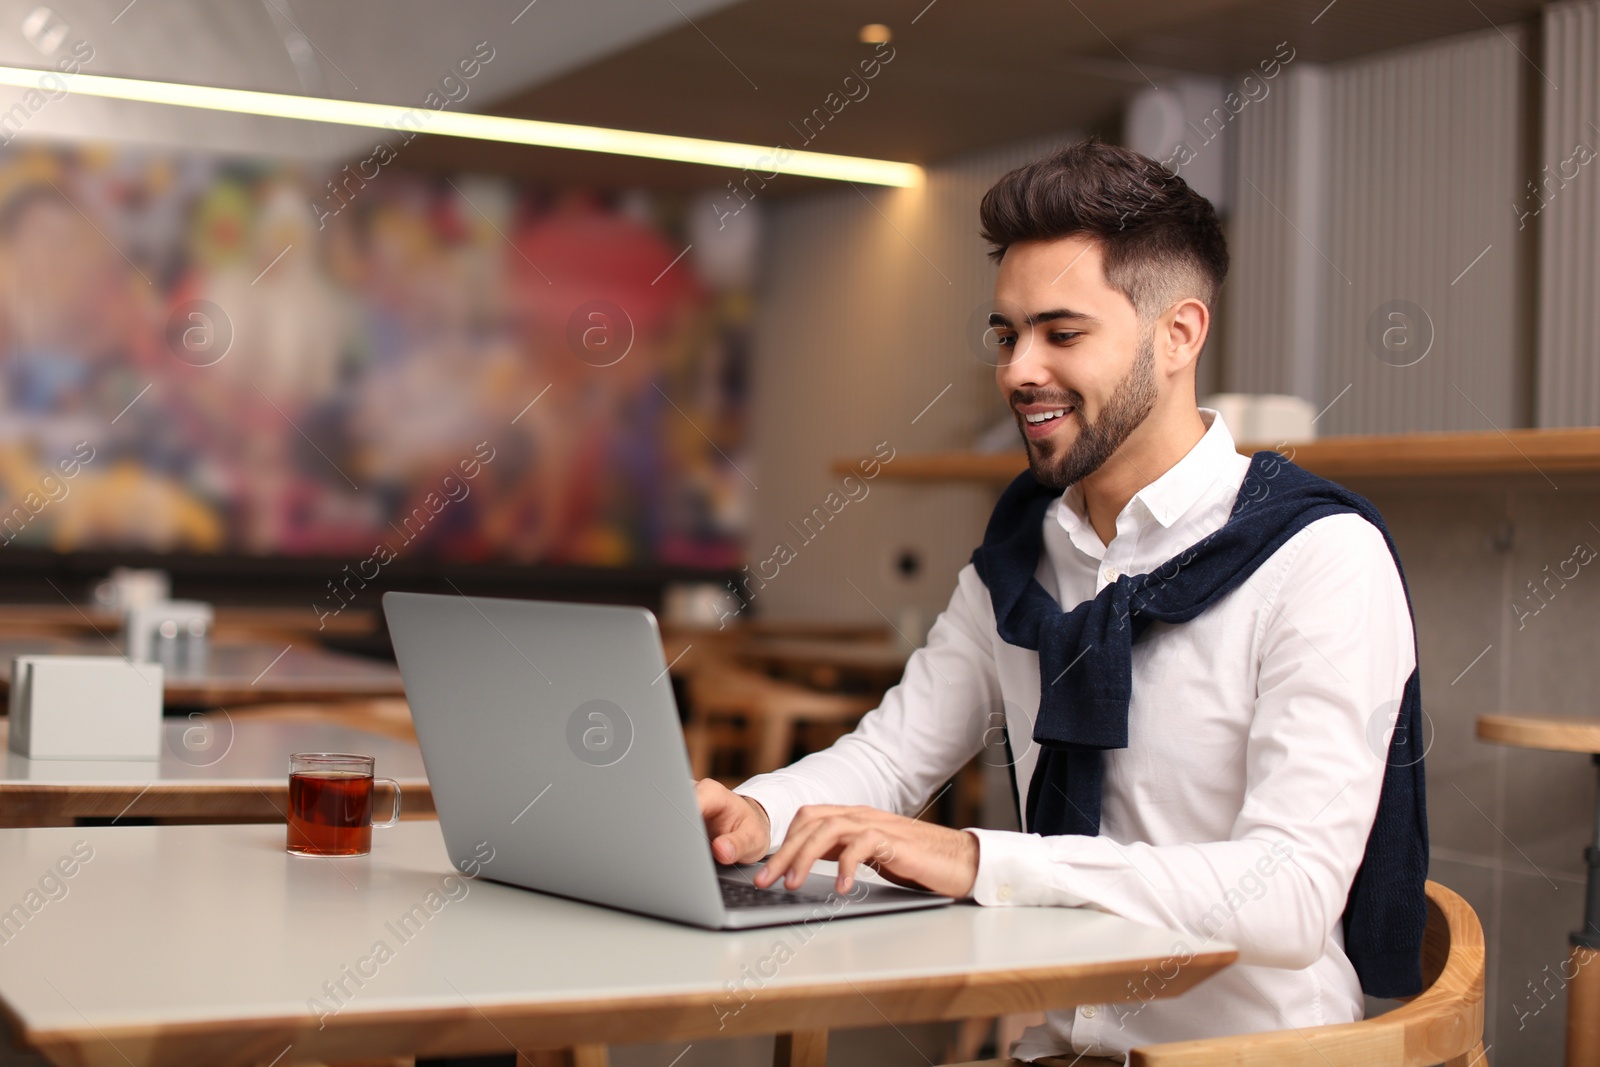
xmin=682 ymin=658 xmax=876 ymax=779
xmin=1123 ymin=880 xmax=1486 ymax=1067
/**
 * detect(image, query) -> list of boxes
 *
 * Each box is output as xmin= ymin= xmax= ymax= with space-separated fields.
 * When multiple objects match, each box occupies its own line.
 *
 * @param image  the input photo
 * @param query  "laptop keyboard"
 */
xmin=719 ymin=877 xmax=839 ymax=909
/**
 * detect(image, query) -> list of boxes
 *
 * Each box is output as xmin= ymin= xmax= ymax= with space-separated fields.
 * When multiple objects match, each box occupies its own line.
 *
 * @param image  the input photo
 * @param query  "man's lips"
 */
xmin=1016 ymin=403 xmax=1076 ymax=440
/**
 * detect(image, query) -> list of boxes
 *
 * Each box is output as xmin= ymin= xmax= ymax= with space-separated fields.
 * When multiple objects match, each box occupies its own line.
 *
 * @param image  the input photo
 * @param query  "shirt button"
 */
xmin=1081 ymin=1006 xmax=1098 ymax=1018
xmin=997 ymin=884 xmax=1013 ymax=902
xmin=1102 ymin=567 xmax=1119 ymax=583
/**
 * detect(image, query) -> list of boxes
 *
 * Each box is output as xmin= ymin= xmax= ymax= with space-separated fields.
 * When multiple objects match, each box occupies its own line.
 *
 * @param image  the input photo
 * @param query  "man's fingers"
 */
xmin=696 ymin=780 xmax=767 ymax=865
xmin=714 ymin=831 xmax=759 ymax=865
xmin=747 ymin=805 xmax=977 ymax=898
xmin=694 ymin=779 xmax=731 ymax=825
xmin=756 ymin=818 xmax=821 ymax=888
xmin=755 ymin=807 xmax=806 ymax=886
xmin=754 ymin=839 xmax=793 ymax=888
xmin=725 ymin=824 xmax=767 ymax=865
xmin=712 ymin=833 xmax=735 ymax=864
xmin=777 ymin=816 xmax=854 ymax=890
xmin=832 ymin=833 xmax=886 ymax=894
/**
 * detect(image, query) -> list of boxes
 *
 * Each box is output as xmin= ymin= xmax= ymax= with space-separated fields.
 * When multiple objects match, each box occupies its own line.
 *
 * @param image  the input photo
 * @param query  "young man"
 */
xmin=695 ymin=140 xmax=1426 ymax=1060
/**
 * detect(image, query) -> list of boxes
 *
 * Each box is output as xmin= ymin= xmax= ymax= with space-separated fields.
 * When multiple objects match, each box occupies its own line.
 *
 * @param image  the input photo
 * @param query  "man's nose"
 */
xmin=996 ymin=329 xmax=1049 ymax=393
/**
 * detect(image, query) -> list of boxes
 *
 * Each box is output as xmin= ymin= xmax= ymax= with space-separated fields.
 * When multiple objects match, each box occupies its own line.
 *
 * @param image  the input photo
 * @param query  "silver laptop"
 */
xmin=382 ymin=591 xmax=953 ymax=929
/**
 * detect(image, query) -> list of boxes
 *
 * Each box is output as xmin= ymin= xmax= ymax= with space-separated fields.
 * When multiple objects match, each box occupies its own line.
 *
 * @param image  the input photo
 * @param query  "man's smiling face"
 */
xmin=990 ymin=236 xmax=1157 ymax=491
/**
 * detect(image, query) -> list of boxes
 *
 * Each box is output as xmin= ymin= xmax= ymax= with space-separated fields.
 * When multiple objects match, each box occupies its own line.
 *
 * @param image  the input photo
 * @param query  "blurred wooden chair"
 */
xmin=947 ymin=880 xmax=1486 ymax=1067
xmin=682 ymin=659 xmax=876 ymax=780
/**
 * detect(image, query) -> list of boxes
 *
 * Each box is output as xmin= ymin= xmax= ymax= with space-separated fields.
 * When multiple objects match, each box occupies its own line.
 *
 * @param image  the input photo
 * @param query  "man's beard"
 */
xmin=1018 ymin=330 xmax=1158 ymax=491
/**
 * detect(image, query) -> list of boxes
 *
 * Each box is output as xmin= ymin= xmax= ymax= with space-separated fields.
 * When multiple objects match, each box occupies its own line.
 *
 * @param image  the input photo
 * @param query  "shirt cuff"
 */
xmin=966 ymin=827 xmax=1090 ymax=908
xmin=733 ymin=779 xmax=799 ymax=855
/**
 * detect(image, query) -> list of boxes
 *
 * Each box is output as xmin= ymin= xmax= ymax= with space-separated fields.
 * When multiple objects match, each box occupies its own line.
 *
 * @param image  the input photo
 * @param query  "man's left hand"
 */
xmin=753 ymin=804 xmax=979 ymax=898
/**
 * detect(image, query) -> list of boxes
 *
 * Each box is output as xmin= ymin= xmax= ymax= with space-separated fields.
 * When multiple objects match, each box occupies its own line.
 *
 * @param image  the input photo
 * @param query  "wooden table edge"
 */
xmin=1475 ymin=713 xmax=1600 ymax=755
xmin=160 ymin=683 xmax=408 ymax=707
xmin=0 ymin=780 xmax=435 ymax=823
xmin=11 ymin=947 xmax=1238 ymax=1065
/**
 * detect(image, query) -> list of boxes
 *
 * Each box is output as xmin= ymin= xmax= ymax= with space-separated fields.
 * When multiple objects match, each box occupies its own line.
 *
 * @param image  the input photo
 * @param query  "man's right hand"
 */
xmin=695 ymin=778 xmax=772 ymax=865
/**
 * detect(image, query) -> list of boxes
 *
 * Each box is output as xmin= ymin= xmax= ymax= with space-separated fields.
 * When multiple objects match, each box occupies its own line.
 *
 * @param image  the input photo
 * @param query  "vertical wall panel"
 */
xmin=1322 ymin=27 xmax=1527 ymax=434
xmin=1224 ymin=65 xmax=1330 ymax=401
xmin=1225 ymin=61 xmax=1294 ymax=396
xmin=1537 ymin=1 xmax=1600 ymax=427
xmin=1228 ymin=26 xmax=1528 ymax=433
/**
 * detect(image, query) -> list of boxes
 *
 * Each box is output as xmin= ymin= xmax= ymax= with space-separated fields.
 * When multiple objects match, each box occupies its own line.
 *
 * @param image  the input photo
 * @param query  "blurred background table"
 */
xmin=0 ymin=635 xmax=404 ymax=708
xmin=0 ymin=704 xmax=430 ymax=827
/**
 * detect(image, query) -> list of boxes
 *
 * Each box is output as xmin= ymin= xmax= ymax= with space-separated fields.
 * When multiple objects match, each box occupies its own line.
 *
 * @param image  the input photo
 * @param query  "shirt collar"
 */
xmin=1054 ymin=407 xmax=1239 ymax=546
xmin=1132 ymin=407 xmax=1237 ymax=528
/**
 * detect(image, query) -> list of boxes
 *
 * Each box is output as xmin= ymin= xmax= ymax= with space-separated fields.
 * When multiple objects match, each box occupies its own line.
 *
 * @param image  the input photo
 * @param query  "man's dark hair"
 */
xmin=979 ymin=138 xmax=1229 ymax=320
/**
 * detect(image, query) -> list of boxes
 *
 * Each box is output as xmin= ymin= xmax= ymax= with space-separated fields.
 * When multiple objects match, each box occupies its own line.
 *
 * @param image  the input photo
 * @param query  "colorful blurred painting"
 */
xmin=0 ymin=143 xmax=749 ymax=569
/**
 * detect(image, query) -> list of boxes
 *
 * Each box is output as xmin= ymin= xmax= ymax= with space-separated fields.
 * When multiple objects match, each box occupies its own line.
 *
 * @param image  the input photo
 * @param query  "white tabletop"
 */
xmin=0 ymin=821 xmax=1234 ymax=1066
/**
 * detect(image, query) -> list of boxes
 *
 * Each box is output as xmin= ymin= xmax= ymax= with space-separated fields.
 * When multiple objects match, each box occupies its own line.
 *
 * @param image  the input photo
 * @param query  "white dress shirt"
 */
xmin=735 ymin=410 xmax=1415 ymax=1061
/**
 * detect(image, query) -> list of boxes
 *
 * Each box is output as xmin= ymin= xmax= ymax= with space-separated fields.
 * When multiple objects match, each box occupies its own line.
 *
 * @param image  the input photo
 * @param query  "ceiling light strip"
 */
xmin=0 ymin=66 xmax=923 ymax=187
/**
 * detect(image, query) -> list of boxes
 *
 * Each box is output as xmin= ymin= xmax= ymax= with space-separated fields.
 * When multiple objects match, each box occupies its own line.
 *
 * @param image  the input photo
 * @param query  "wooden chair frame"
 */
xmin=957 ymin=880 xmax=1487 ymax=1067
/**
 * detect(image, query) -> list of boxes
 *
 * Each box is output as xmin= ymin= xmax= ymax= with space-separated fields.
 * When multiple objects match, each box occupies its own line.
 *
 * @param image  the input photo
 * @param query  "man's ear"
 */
xmin=1157 ymin=296 xmax=1210 ymax=377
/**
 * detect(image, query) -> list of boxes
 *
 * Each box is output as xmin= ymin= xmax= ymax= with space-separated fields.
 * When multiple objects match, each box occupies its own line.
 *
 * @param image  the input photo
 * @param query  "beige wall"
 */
xmin=1361 ymin=479 xmax=1598 ymax=1067
xmin=743 ymin=132 xmax=1080 ymax=629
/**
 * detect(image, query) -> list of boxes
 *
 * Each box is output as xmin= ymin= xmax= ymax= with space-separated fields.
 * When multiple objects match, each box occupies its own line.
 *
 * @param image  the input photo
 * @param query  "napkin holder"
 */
xmin=8 ymin=656 xmax=163 ymax=760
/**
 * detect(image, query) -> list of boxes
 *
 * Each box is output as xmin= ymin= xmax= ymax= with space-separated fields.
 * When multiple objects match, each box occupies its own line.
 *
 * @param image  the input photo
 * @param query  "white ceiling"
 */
xmin=0 ymin=0 xmax=741 ymax=159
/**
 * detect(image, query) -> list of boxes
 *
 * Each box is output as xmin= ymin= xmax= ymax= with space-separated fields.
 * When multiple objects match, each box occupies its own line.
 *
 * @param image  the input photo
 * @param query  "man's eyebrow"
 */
xmin=987 ymin=308 xmax=1101 ymax=327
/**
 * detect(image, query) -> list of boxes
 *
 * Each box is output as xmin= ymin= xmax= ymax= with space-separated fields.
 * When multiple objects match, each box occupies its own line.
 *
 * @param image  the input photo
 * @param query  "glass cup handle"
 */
xmin=373 ymin=777 xmax=402 ymax=828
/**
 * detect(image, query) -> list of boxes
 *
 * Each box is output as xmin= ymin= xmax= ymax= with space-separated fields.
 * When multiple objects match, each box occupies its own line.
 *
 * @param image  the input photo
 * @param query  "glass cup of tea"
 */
xmin=287 ymin=752 xmax=401 ymax=857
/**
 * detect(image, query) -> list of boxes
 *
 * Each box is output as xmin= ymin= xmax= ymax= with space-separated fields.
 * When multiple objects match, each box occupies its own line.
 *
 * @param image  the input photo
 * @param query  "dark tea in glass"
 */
xmin=287 ymin=753 xmax=401 ymax=857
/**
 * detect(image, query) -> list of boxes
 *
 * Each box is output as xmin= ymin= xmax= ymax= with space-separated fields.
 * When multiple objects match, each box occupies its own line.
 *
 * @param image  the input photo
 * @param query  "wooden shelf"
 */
xmin=834 ymin=427 xmax=1600 ymax=483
